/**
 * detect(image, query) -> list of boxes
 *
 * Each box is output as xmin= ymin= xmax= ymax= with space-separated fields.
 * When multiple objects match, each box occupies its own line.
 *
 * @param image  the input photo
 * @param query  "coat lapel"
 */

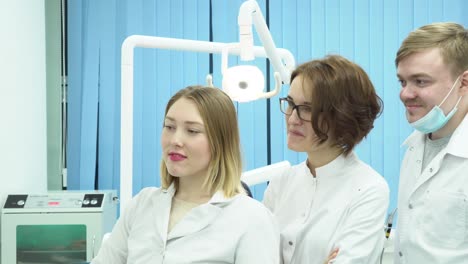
xmin=153 ymin=184 xmax=176 ymax=243
xmin=412 ymin=152 xmax=444 ymax=193
xmin=403 ymin=132 xmax=426 ymax=197
xmin=167 ymin=203 xmax=222 ymax=240
xmin=167 ymin=191 xmax=232 ymax=240
xmin=411 ymin=115 xmax=467 ymax=193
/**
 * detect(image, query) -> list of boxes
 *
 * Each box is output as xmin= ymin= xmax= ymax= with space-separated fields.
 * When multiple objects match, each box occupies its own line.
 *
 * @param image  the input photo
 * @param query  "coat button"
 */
xmin=429 ymin=168 xmax=433 ymax=173
xmin=408 ymin=203 xmax=413 ymax=209
xmin=288 ymin=241 xmax=293 ymax=246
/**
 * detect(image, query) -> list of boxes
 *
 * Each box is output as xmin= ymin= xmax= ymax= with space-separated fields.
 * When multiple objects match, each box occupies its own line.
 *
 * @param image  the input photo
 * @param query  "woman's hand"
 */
xmin=324 ymin=248 xmax=339 ymax=264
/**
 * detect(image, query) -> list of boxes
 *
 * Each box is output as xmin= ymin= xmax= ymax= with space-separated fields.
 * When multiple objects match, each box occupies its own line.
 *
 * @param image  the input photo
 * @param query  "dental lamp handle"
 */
xmin=221 ymin=44 xmax=238 ymax=74
xmin=257 ymin=72 xmax=282 ymax=99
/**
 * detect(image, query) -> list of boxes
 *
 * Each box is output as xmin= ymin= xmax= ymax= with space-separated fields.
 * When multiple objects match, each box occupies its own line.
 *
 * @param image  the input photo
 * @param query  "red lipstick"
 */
xmin=169 ymin=152 xmax=186 ymax=161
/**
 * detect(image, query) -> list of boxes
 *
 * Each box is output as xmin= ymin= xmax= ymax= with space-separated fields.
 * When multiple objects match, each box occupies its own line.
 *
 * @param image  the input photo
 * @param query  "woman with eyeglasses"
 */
xmin=263 ymin=55 xmax=390 ymax=264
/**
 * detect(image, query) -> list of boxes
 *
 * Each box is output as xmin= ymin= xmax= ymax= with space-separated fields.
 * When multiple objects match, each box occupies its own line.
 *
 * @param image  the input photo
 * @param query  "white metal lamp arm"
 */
xmin=238 ymin=0 xmax=291 ymax=84
xmin=120 ymin=36 xmax=295 ymax=215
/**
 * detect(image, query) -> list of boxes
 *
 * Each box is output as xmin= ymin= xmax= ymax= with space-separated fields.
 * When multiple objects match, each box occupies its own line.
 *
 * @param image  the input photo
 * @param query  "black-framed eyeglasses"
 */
xmin=279 ymin=97 xmax=312 ymax=122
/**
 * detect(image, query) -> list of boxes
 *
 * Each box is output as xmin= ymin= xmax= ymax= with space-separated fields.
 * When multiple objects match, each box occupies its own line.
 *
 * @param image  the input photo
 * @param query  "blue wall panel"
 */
xmin=67 ymin=0 xmax=467 ymax=212
xmin=140 ymin=0 xmax=158 ymax=189
xmin=382 ymin=0 xmax=401 ymax=212
xmin=79 ymin=0 xmax=100 ymax=190
xmin=268 ymin=0 xmax=288 ymax=168
xmin=67 ymin=0 xmax=83 ymax=189
xmin=354 ymin=0 xmax=372 ymax=165
xmin=339 ymin=0 xmax=354 ymax=59
xmin=368 ymin=0 xmax=385 ymax=185
xmin=96 ymin=0 xmax=118 ymax=190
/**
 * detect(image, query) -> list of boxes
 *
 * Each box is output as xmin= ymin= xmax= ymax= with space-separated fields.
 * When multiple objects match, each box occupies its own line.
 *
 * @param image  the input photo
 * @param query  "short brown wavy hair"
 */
xmin=290 ymin=55 xmax=383 ymax=156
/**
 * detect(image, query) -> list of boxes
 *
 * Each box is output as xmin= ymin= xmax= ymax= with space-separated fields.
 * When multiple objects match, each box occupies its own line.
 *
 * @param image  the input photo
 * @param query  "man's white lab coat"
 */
xmin=395 ymin=115 xmax=468 ymax=263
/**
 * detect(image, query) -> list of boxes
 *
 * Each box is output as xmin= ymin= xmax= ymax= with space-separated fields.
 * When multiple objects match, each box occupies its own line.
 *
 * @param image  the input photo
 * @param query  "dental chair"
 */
xmin=240 ymin=161 xmax=291 ymax=187
xmin=241 ymin=181 xmax=253 ymax=197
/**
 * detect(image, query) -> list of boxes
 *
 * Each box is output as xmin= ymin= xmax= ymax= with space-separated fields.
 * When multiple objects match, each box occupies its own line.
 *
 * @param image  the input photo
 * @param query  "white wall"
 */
xmin=0 ymin=0 xmax=47 ymax=206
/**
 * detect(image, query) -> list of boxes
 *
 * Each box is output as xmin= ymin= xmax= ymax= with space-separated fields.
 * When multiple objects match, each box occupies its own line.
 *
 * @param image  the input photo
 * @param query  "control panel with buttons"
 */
xmin=2 ymin=191 xmax=117 ymax=211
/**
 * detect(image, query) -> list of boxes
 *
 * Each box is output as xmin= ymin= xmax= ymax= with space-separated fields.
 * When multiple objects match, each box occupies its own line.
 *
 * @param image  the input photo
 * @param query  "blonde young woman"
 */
xmin=92 ymin=86 xmax=279 ymax=264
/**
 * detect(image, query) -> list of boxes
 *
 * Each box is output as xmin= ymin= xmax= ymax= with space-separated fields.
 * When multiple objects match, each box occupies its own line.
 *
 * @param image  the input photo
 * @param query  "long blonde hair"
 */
xmin=160 ymin=86 xmax=244 ymax=197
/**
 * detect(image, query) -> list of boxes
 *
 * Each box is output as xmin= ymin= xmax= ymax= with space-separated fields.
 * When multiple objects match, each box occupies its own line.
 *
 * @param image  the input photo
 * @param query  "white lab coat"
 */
xmin=92 ymin=184 xmax=280 ymax=264
xmin=394 ymin=115 xmax=468 ymax=264
xmin=263 ymin=152 xmax=389 ymax=264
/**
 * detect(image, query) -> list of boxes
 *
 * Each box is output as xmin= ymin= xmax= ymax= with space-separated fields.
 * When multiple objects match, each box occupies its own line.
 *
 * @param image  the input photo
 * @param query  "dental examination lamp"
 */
xmin=217 ymin=0 xmax=292 ymax=102
xmin=120 ymin=0 xmax=295 ymax=214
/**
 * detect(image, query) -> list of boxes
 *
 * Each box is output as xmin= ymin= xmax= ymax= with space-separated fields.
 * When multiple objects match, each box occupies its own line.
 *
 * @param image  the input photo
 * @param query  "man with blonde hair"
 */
xmin=395 ymin=22 xmax=468 ymax=263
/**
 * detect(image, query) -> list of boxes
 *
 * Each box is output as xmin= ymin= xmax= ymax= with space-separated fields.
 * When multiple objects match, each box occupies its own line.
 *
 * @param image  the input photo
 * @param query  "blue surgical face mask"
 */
xmin=409 ymin=76 xmax=463 ymax=134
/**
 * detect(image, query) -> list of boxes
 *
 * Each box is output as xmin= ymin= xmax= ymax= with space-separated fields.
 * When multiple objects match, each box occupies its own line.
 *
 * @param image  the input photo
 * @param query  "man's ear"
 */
xmin=459 ymin=70 xmax=468 ymax=96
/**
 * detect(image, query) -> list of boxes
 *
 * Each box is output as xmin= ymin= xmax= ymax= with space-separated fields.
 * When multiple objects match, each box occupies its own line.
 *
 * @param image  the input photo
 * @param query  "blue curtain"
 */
xmin=67 ymin=0 xmax=467 ymax=213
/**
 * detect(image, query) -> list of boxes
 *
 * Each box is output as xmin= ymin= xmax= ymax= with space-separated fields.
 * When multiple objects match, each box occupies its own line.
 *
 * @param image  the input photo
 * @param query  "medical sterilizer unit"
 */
xmin=1 ymin=190 xmax=118 ymax=264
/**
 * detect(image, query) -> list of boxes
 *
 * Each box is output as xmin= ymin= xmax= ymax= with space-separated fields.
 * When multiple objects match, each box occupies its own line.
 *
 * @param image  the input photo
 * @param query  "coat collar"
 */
xmin=162 ymin=183 xmax=236 ymax=205
xmin=160 ymin=183 xmax=239 ymax=240
xmin=402 ymin=115 xmax=467 ymax=159
xmin=312 ymin=151 xmax=358 ymax=179
xmin=445 ymin=114 xmax=468 ymax=158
